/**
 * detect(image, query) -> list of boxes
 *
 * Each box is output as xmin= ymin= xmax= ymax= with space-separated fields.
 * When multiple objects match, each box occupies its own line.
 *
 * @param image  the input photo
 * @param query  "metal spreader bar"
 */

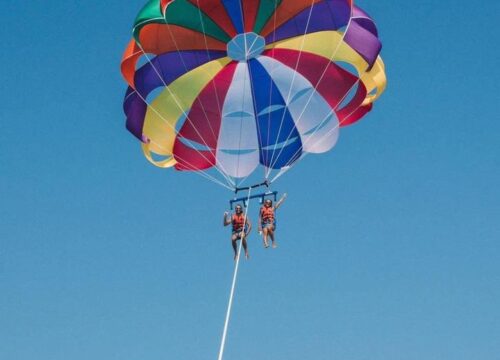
xmin=234 ymin=180 xmax=270 ymax=194
xmin=230 ymin=190 xmax=278 ymax=210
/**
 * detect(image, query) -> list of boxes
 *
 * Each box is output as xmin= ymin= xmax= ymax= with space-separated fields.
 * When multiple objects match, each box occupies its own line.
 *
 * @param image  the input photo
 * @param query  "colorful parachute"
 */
xmin=121 ymin=0 xmax=386 ymax=189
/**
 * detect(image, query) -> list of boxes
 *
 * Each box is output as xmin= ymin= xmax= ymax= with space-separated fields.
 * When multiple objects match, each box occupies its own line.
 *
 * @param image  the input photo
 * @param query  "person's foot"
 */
xmin=234 ymin=254 xmax=238 ymax=261
xmin=264 ymin=241 xmax=269 ymax=248
xmin=272 ymin=242 xmax=278 ymax=248
xmin=245 ymin=252 xmax=250 ymax=259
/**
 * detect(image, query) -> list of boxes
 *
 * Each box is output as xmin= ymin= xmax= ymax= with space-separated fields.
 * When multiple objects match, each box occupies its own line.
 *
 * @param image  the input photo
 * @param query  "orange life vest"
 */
xmin=232 ymin=214 xmax=245 ymax=231
xmin=260 ymin=206 xmax=275 ymax=223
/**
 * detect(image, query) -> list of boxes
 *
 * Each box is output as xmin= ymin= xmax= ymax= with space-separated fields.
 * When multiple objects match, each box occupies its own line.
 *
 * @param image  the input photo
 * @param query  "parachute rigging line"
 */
xmin=142 ymin=7 xmax=239 ymax=187
xmin=271 ymin=76 xmax=370 ymax=185
xmin=266 ymin=4 xmax=356 ymax=174
xmin=123 ymin=83 xmax=234 ymax=191
xmin=193 ymin=0 xmax=226 ymax=140
xmin=264 ymin=0 xmax=281 ymax=177
xmin=218 ymin=188 xmax=252 ymax=360
xmin=264 ymin=0 xmax=318 ymax=178
xmin=135 ymin=43 xmax=236 ymax=188
xmin=233 ymin=20 xmax=250 ymax=188
xmin=270 ymin=78 xmax=362 ymax=184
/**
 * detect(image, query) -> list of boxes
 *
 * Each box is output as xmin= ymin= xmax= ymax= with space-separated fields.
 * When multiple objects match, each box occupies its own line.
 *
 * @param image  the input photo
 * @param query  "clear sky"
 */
xmin=1 ymin=1 xmax=499 ymax=359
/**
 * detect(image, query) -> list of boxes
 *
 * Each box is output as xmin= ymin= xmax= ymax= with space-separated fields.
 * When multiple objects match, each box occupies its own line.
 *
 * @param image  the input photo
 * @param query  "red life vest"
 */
xmin=260 ymin=206 xmax=275 ymax=223
xmin=232 ymin=214 xmax=245 ymax=231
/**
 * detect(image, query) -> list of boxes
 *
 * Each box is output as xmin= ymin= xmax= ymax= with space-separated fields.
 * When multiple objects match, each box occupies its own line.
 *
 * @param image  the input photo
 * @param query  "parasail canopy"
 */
xmin=121 ymin=0 xmax=387 ymax=190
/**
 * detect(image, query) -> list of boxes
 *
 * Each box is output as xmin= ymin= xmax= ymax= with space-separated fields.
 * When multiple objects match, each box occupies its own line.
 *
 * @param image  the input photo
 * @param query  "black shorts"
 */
xmin=232 ymin=227 xmax=247 ymax=239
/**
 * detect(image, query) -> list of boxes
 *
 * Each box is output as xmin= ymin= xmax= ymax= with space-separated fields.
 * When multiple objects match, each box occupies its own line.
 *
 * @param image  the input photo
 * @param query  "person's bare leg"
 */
xmin=242 ymin=237 xmax=249 ymax=259
xmin=263 ymin=228 xmax=269 ymax=248
xmin=269 ymin=226 xmax=277 ymax=248
xmin=231 ymin=235 xmax=238 ymax=260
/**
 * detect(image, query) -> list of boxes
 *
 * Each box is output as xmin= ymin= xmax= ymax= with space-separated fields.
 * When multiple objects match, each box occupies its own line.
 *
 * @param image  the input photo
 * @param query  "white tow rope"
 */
xmin=217 ymin=188 xmax=252 ymax=360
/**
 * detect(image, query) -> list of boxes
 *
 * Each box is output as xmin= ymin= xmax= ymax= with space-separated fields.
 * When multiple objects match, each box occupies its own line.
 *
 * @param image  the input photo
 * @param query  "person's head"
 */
xmin=264 ymin=199 xmax=272 ymax=208
xmin=235 ymin=205 xmax=243 ymax=214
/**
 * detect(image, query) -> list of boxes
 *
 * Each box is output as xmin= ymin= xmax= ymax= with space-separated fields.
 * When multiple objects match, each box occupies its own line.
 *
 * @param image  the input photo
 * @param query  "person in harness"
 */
xmin=223 ymin=204 xmax=252 ymax=260
xmin=259 ymin=193 xmax=287 ymax=248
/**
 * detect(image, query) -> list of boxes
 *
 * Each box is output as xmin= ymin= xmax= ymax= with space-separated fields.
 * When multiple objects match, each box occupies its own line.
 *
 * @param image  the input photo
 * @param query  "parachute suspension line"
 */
xmin=235 ymin=62 xmax=250 ymax=189
xmin=271 ymin=80 xmax=366 ymax=183
xmin=125 ymin=85 xmax=234 ymax=191
xmin=233 ymin=165 xmax=257 ymax=191
xmin=264 ymin=0 xmax=281 ymax=174
xmin=193 ymin=0 xmax=226 ymax=139
xmin=268 ymin=7 xmax=359 ymax=183
xmin=233 ymin=0 xmax=246 ymax=188
xmin=230 ymin=10 xmax=258 ymax=189
xmin=269 ymin=166 xmax=290 ymax=184
xmin=136 ymin=45 xmax=236 ymax=189
xmin=158 ymin=12 xmax=242 ymax=188
xmin=264 ymin=0 xmax=317 ymax=179
xmin=247 ymin=64 xmax=267 ymax=184
xmin=148 ymin=140 xmax=234 ymax=191
xmin=228 ymin=1 xmax=267 ymax=184
xmin=217 ymin=188 xmax=253 ymax=360
xmin=136 ymin=44 xmax=235 ymax=188
xmin=262 ymin=0 xmax=278 ymax=187
xmin=270 ymin=79 xmax=364 ymax=184
xmin=267 ymin=3 xmax=356 ymax=173
xmin=154 ymin=22 xmax=237 ymax=189
xmin=271 ymin=76 xmax=361 ymax=185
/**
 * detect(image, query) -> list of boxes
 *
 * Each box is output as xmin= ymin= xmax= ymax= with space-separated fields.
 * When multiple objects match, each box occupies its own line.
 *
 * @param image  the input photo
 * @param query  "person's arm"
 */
xmin=223 ymin=212 xmax=231 ymax=226
xmin=245 ymin=217 xmax=252 ymax=235
xmin=274 ymin=193 xmax=288 ymax=210
xmin=258 ymin=208 xmax=262 ymax=231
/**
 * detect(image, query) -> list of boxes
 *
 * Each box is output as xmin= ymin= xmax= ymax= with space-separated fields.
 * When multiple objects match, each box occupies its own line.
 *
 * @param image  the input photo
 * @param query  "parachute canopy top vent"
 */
xmin=227 ymin=32 xmax=266 ymax=62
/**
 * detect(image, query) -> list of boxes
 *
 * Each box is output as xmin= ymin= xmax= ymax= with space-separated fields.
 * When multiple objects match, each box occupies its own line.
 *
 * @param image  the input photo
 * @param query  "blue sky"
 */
xmin=1 ymin=1 xmax=499 ymax=359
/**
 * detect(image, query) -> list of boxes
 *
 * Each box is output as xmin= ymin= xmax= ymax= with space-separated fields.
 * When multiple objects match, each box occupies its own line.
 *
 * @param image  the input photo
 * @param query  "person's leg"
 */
xmin=242 ymin=237 xmax=249 ymax=259
xmin=269 ymin=225 xmax=277 ymax=248
xmin=231 ymin=234 xmax=238 ymax=260
xmin=262 ymin=227 xmax=269 ymax=248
